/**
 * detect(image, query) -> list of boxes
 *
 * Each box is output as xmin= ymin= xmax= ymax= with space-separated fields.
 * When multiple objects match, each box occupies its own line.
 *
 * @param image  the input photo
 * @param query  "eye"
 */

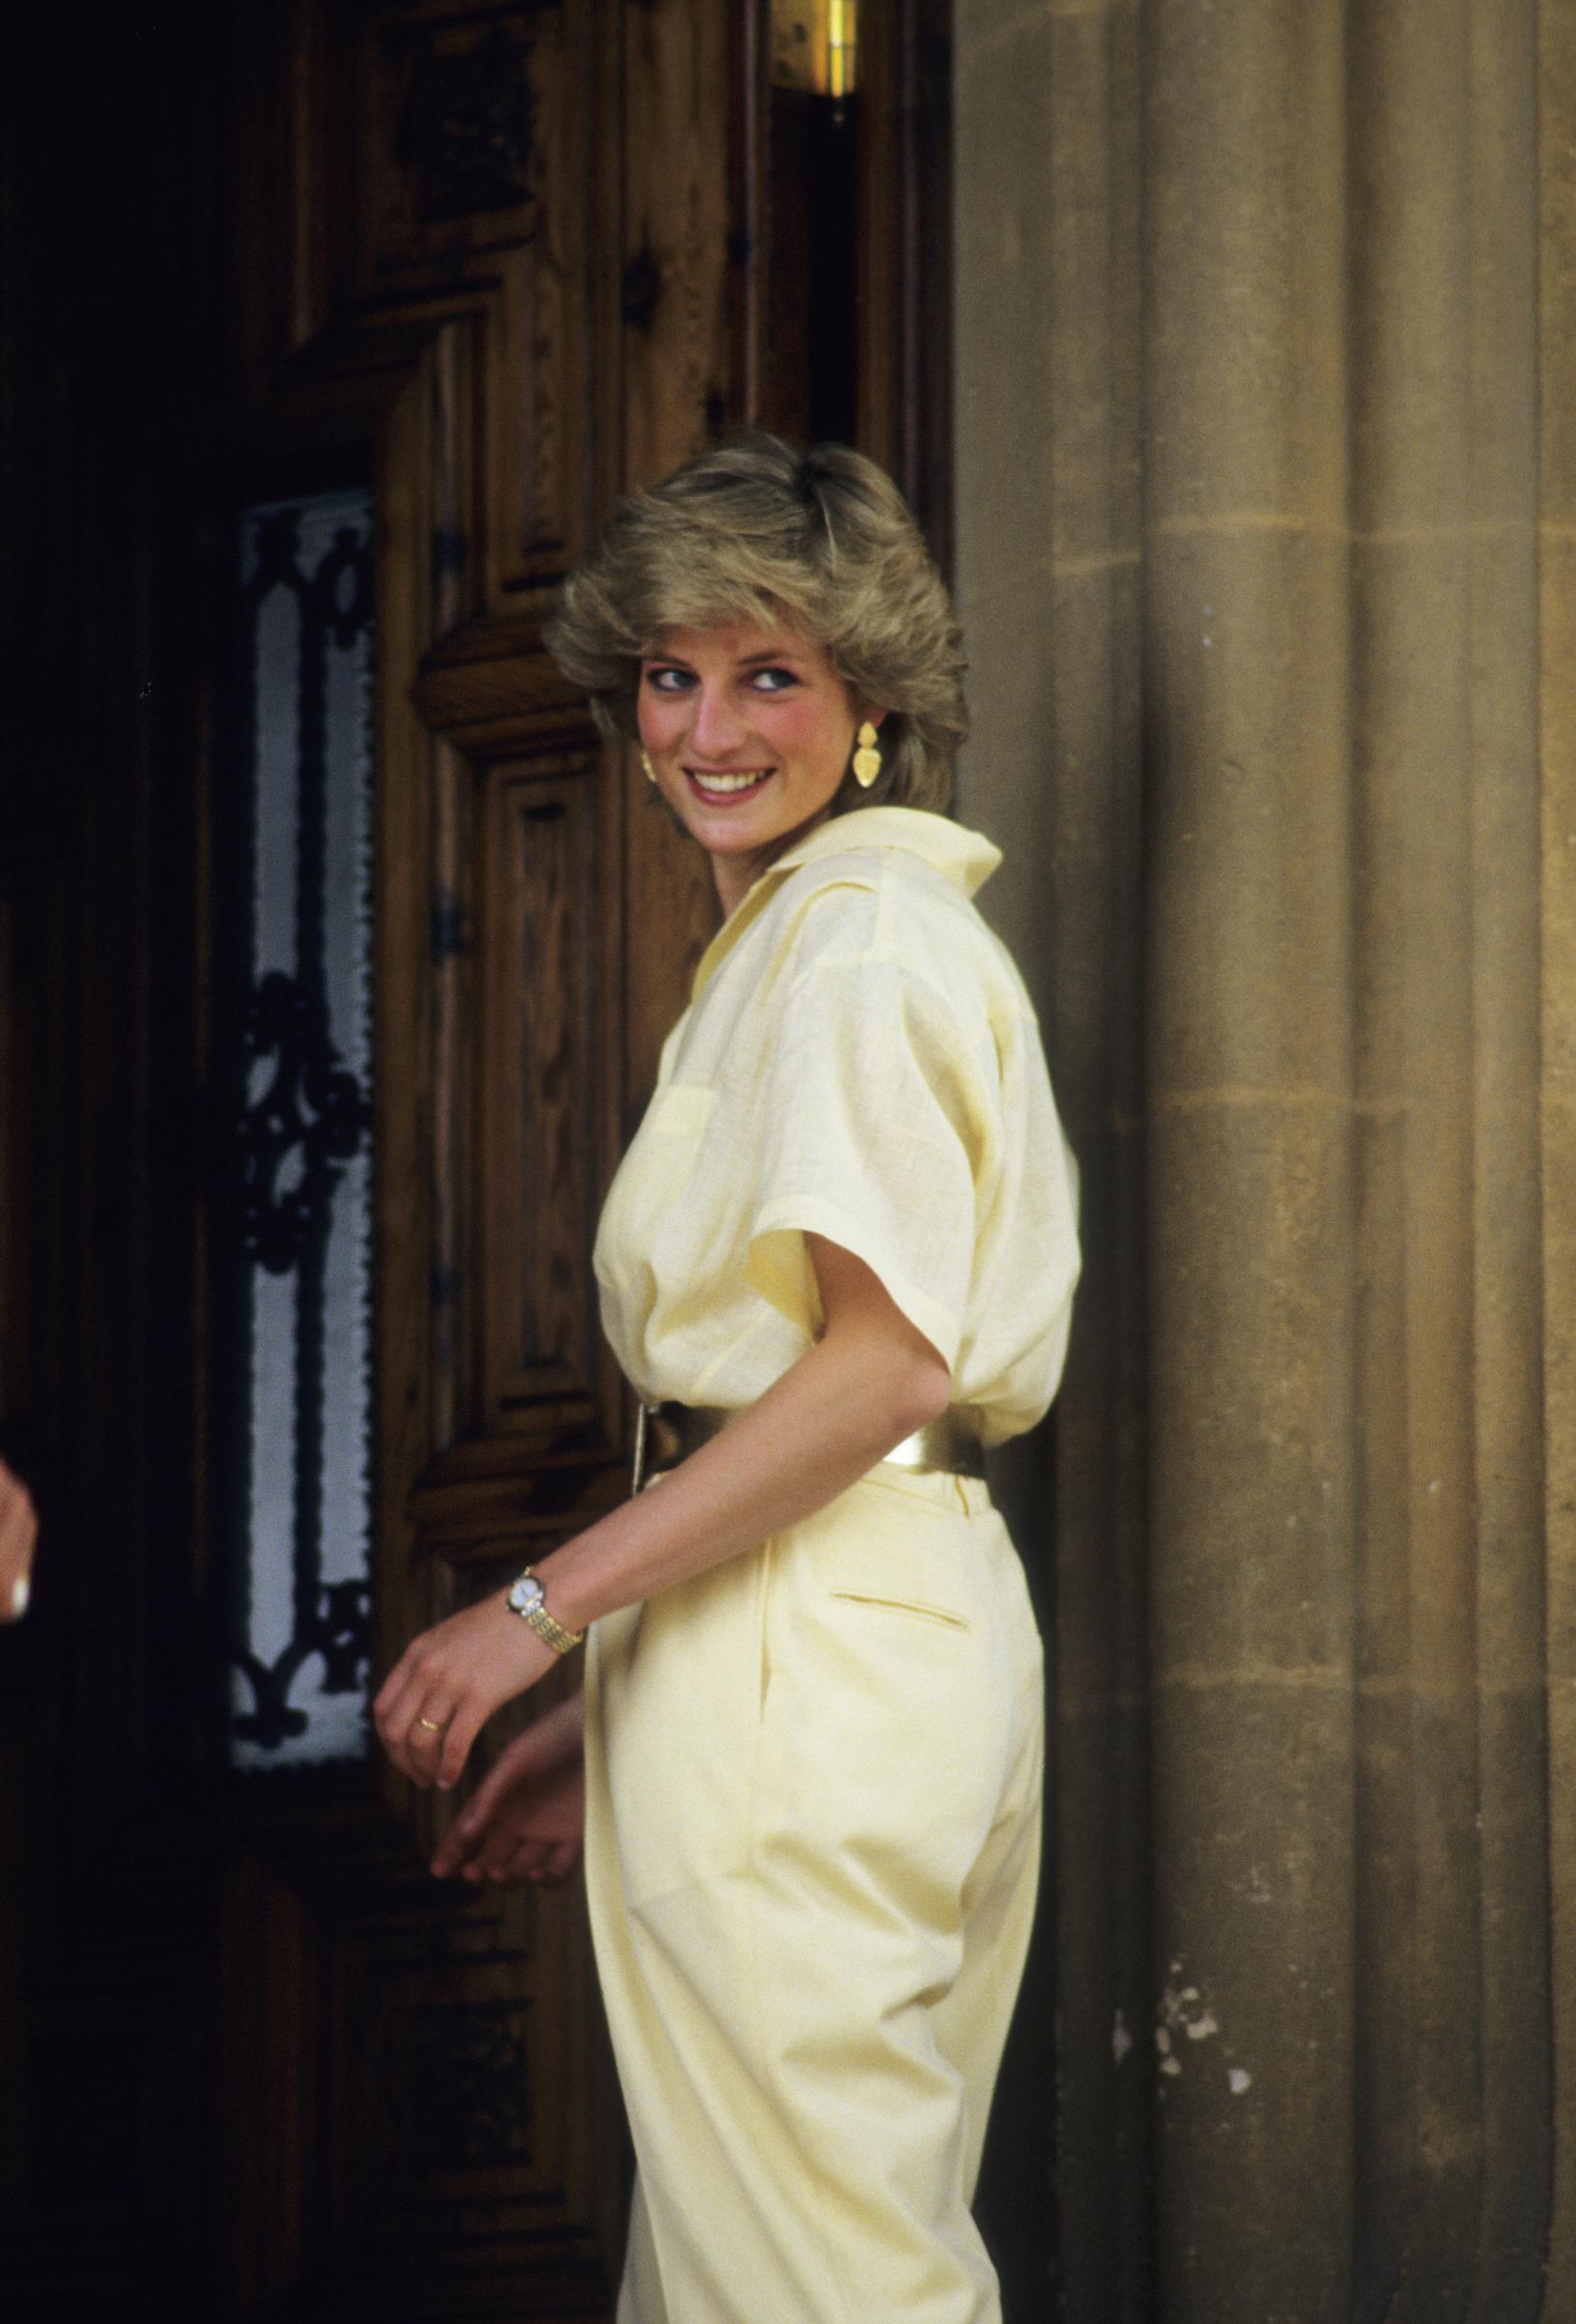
xmin=748 ymin=665 xmax=800 ymax=692
xmin=643 ymin=663 xmax=694 ymax=694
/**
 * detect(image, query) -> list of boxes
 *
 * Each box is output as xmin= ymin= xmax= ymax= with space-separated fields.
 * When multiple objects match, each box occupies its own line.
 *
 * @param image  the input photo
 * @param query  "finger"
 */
xmin=507 ymin=1839 xmax=579 ymax=1888
xmin=491 ymin=1838 xmax=542 ymax=1883
xmin=374 ymin=1665 xmax=421 ymax=1760
xmin=0 ymin=1493 xmax=37 ymax=1563
xmin=436 ymin=1701 xmax=484 ymax=1793
xmin=375 ymin=1635 xmax=442 ymax=1737
xmin=460 ymin=1819 xmax=526 ymax=1883
xmin=431 ymin=1742 xmax=530 ymax=1872
xmin=453 ymin=1745 xmax=524 ymax=1831
xmin=431 ymin=1815 xmax=481 ymax=1878
xmin=405 ymin=1704 xmax=454 ymax=1789
xmin=0 ymin=1476 xmax=37 ymax=1622
xmin=453 ymin=1820 xmax=518 ymax=1885
xmin=372 ymin=1651 xmax=417 ymax=1729
xmin=381 ymin=1688 xmax=447 ymax=1785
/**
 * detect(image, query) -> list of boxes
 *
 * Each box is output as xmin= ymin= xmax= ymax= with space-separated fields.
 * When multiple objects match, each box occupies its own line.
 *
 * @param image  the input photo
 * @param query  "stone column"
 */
xmin=1541 ymin=0 xmax=1576 ymax=2307
xmin=1347 ymin=5 xmax=1549 ymax=2315
xmin=955 ymin=0 xmax=1563 ymax=2316
xmin=1141 ymin=6 xmax=1357 ymax=2317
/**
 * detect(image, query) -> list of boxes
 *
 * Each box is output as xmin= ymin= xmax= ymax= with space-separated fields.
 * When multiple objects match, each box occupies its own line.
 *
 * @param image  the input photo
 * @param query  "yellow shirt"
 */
xmin=592 ymin=806 xmax=1080 ymax=1450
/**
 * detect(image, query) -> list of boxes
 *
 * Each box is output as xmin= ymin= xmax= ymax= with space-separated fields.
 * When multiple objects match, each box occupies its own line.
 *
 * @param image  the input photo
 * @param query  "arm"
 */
xmin=374 ymin=1234 xmax=951 ymax=1791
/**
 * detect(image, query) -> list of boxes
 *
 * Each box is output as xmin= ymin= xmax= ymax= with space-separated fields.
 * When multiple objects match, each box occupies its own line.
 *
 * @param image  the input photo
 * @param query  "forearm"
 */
xmin=374 ymin=1242 xmax=949 ymax=1792
xmin=537 ymin=1299 xmax=950 ymax=1638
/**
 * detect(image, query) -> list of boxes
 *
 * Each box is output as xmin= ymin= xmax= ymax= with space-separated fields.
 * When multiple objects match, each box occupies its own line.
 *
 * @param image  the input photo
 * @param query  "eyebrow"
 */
xmin=642 ymin=643 xmax=806 ymax=669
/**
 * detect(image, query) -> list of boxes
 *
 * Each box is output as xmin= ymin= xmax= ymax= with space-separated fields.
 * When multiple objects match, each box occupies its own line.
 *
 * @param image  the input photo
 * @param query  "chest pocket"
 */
xmin=595 ymin=1082 xmax=716 ymax=1295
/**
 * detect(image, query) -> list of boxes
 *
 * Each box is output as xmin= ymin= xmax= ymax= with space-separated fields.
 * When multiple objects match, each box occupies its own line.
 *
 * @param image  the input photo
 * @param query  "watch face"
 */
xmin=510 ymin=1575 xmax=545 ymax=1618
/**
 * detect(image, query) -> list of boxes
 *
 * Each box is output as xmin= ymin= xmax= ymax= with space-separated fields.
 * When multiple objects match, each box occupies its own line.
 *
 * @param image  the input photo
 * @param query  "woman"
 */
xmin=376 ymin=435 xmax=1079 ymax=2323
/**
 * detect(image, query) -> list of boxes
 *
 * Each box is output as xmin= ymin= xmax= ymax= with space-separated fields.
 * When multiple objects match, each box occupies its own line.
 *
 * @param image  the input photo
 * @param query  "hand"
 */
xmin=0 ymin=1460 xmax=38 ymax=1624
xmin=432 ymin=1699 xmax=587 ymax=1887
xmin=374 ymin=1590 xmax=558 ymax=1791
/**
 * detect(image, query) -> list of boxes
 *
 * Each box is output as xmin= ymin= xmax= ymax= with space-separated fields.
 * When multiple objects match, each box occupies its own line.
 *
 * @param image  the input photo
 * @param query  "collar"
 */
xmin=691 ymin=808 xmax=1002 ymax=998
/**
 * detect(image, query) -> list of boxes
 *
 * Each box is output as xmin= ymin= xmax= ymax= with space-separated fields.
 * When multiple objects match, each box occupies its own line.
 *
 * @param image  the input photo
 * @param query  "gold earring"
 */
xmin=852 ymin=720 xmax=882 ymax=789
xmin=640 ymin=748 xmax=657 ymax=785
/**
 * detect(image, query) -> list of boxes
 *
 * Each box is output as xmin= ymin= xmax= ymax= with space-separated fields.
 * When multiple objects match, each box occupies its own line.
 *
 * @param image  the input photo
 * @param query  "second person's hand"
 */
xmin=433 ymin=1693 xmax=587 ymax=1886
xmin=0 ymin=1459 xmax=38 ymax=1624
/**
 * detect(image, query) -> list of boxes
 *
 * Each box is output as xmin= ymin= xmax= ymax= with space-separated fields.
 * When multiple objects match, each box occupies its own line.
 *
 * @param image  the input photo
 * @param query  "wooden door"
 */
xmin=0 ymin=5 xmax=952 ymax=2317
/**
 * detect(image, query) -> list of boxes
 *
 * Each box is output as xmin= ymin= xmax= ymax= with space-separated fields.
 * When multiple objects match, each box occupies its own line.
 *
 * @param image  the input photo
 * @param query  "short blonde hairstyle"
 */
xmin=544 ymin=434 xmax=966 ymax=812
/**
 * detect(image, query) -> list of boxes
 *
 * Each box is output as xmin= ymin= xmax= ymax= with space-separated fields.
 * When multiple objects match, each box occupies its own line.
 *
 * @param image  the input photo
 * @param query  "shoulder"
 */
xmin=769 ymin=840 xmax=981 ymax=964
xmin=766 ymin=847 xmax=1029 ymax=1040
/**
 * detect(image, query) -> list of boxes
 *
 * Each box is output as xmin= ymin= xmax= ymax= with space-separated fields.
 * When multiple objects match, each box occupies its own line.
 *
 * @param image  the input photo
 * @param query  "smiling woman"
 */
xmin=374 ymin=433 xmax=1080 ymax=2324
xmin=545 ymin=431 xmax=965 ymax=815
xmin=636 ymin=624 xmax=878 ymax=911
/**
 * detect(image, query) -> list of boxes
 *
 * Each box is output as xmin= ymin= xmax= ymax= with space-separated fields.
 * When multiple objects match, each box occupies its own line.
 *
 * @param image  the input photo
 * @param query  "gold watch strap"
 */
xmin=509 ymin=1567 xmax=585 ymax=1654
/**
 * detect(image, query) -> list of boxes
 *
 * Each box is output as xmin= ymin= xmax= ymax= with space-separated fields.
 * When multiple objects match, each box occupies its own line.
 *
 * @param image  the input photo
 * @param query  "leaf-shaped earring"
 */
xmin=852 ymin=720 xmax=882 ymax=789
xmin=640 ymin=748 xmax=658 ymax=785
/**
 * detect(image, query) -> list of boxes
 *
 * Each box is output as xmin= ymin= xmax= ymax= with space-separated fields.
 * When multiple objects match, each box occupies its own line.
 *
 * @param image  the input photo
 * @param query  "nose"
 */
xmin=687 ymin=679 xmax=749 ymax=759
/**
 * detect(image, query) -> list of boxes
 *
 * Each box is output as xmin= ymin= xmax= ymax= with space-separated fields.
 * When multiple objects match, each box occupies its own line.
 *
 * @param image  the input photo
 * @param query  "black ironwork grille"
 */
xmin=228 ymin=491 xmax=375 ymax=1768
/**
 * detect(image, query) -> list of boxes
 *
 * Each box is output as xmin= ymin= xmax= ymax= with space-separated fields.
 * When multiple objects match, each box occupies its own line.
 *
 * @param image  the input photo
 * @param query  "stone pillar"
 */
xmin=956 ymin=0 xmax=1564 ymax=2317
xmin=1141 ymin=6 xmax=1357 ymax=2317
xmin=1541 ymin=0 xmax=1576 ymax=2306
xmin=1347 ymin=4 xmax=1549 ymax=2313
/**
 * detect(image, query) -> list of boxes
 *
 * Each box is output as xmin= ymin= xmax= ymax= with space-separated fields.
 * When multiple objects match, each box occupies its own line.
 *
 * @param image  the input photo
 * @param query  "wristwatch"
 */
xmin=505 ymin=1567 xmax=585 ymax=1655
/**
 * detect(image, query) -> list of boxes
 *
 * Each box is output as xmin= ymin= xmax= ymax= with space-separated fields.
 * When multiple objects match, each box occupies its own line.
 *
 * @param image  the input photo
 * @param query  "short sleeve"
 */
xmin=743 ymin=951 xmax=993 ymax=1368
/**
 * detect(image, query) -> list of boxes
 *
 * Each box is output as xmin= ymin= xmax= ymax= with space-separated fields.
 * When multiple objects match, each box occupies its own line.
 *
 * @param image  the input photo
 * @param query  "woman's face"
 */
xmin=638 ymin=622 xmax=877 ymax=910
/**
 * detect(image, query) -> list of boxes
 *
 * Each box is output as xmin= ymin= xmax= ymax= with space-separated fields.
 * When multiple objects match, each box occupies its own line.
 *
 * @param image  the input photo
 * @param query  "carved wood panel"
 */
xmin=0 ymin=2 xmax=955 ymax=2315
xmin=480 ymin=759 xmax=601 ymax=1419
xmin=351 ymin=0 xmax=596 ymax=593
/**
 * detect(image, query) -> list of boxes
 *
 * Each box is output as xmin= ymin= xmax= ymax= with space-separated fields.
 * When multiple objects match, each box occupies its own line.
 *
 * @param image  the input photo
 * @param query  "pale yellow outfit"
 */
xmin=586 ymin=807 xmax=1080 ymax=2324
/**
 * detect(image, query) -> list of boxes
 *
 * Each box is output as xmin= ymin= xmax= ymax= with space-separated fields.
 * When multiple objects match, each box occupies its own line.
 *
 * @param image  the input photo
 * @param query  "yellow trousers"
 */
xmin=583 ymin=1466 xmax=1045 ymax=2324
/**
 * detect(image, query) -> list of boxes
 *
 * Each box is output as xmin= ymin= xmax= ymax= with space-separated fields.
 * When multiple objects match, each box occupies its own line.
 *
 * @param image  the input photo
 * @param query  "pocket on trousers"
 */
xmin=828 ymin=1588 xmax=972 ymax=1633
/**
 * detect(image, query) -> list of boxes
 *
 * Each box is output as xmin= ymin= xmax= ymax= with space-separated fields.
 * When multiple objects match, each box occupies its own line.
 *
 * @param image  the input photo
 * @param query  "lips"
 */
xmin=685 ymin=766 xmax=773 ymax=803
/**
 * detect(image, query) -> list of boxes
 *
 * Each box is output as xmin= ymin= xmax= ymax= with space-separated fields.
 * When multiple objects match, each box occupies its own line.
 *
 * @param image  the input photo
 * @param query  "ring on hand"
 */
xmin=415 ymin=1715 xmax=444 ymax=1733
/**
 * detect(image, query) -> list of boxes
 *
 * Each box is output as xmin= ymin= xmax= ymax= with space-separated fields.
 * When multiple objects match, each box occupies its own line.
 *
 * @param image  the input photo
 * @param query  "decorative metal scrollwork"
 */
xmin=227 ymin=489 xmax=377 ymax=1769
xmin=239 ymin=970 xmax=370 ymax=1276
xmin=232 ymin=1579 xmax=374 ymax=1750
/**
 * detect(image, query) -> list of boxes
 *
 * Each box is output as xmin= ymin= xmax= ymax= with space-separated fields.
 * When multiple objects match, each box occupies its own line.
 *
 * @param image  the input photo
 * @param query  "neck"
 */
xmin=712 ymin=856 xmax=755 ymax=919
xmin=709 ymin=805 xmax=843 ymax=921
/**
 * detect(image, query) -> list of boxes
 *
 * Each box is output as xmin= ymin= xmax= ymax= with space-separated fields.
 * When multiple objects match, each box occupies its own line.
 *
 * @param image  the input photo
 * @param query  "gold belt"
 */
xmin=631 ymin=1399 xmax=987 ymax=1493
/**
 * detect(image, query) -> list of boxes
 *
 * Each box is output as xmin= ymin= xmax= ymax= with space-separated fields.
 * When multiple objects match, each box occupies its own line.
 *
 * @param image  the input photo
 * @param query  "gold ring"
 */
xmin=415 ymin=1716 xmax=443 ymax=1733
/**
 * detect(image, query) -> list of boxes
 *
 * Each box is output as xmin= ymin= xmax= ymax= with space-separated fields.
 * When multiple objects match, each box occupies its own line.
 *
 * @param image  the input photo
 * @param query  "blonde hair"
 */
xmin=543 ymin=434 xmax=966 ymax=812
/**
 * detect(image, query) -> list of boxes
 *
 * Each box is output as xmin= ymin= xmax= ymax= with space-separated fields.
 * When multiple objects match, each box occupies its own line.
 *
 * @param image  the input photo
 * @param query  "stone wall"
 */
xmin=955 ymin=3 xmax=1571 ymax=2315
